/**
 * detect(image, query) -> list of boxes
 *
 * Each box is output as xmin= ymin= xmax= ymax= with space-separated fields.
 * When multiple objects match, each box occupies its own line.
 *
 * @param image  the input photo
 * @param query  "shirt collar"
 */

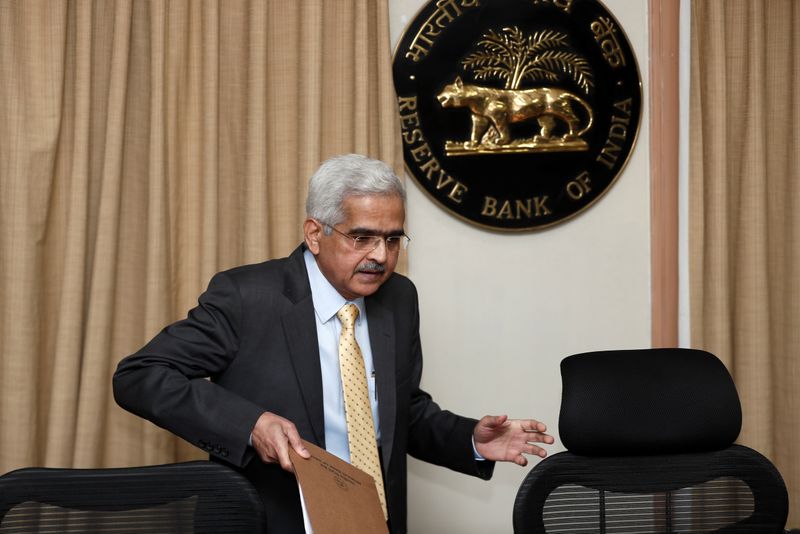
xmin=303 ymin=248 xmax=365 ymax=324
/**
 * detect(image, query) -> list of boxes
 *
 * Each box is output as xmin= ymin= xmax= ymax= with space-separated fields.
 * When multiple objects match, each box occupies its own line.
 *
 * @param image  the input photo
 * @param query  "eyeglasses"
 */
xmin=324 ymin=224 xmax=410 ymax=252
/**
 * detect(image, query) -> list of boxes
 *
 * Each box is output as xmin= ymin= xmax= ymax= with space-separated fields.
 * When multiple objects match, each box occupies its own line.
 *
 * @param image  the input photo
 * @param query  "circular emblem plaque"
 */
xmin=393 ymin=0 xmax=642 ymax=231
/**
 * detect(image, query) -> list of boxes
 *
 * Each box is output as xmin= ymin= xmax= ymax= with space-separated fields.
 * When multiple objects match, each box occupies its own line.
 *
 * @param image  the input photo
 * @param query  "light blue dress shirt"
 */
xmin=303 ymin=249 xmax=381 ymax=463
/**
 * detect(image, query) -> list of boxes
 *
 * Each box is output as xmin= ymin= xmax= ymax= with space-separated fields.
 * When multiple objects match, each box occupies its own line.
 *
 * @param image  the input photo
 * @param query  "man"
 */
xmin=113 ymin=154 xmax=553 ymax=533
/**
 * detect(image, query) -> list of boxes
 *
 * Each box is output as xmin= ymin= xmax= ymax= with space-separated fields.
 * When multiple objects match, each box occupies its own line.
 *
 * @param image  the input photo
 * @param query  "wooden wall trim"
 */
xmin=649 ymin=0 xmax=680 ymax=347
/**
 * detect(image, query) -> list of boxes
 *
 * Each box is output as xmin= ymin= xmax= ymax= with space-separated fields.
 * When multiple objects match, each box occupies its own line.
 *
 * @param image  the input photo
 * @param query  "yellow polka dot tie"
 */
xmin=336 ymin=303 xmax=387 ymax=520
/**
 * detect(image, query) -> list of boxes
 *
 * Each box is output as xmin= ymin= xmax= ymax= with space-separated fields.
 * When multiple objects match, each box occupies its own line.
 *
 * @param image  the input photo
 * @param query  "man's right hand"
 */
xmin=251 ymin=411 xmax=310 ymax=472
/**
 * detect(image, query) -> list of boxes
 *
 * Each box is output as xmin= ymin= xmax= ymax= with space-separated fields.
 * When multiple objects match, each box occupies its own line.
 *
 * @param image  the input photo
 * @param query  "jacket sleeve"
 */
xmin=113 ymin=271 xmax=264 ymax=467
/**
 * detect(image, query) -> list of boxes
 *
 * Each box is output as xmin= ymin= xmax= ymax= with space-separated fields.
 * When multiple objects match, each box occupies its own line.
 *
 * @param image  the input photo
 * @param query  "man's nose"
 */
xmin=367 ymin=239 xmax=388 ymax=263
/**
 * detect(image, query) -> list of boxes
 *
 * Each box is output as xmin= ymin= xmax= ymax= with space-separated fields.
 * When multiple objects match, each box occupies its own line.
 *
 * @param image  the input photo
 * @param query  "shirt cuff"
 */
xmin=472 ymin=436 xmax=486 ymax=461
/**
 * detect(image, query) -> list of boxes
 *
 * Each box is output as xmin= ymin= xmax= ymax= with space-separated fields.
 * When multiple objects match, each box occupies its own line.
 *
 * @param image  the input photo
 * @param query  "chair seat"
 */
xmin=514 ymin=445 xmax=787 ymax=533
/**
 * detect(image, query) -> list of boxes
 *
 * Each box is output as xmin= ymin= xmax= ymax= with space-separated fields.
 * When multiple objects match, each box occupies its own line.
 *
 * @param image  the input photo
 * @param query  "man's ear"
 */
xmin=303 ymin=218 xmax=322 ymax=254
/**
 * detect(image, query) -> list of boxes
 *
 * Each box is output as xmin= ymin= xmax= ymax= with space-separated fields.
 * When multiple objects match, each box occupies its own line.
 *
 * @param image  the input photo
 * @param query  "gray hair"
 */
xmin=306 ymin=154 xmax=406 ymax=230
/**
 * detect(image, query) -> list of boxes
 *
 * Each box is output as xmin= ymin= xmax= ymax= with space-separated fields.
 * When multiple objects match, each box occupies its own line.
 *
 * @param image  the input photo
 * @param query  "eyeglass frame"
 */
xmin=322 ymin=223 xmax=410 ymax=252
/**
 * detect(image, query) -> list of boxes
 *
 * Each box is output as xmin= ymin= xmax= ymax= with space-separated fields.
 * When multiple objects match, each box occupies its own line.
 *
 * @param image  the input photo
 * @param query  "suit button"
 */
xmin=221 ymin=449 xmax=229 ymax=457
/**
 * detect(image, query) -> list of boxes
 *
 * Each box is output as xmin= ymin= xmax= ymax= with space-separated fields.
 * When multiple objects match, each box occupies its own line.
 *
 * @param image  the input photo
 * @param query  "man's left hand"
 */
xmin=473 ymin=415 xmax=555 ymax=466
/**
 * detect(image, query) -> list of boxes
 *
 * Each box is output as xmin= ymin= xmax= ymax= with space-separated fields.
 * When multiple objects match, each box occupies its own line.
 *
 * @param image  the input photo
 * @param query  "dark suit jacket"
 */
xmin=113 ymin=245 xmax=493 ymax=533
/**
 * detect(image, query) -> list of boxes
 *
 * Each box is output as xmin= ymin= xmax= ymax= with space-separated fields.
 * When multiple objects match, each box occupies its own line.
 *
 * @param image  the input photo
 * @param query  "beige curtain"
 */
xmin=0 ymin=0 xmax=401 ymax=472
xmin=690 ymin=0 xmax=800 ymax=526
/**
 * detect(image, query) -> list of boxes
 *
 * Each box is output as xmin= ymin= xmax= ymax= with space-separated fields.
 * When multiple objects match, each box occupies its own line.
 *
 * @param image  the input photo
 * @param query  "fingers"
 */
xmin=492 ymin=414 xmax=509 ymax=426
xmin=524 ymin=443 xmax=549 ymax=458
xmin=475 ymin=414 xmax=557 ymax=466
xmin=524 ymin=431 xmax=555 ymax=445
xmin=516 ymin=419 xmax=554 ymax=459
xmin=520 ymin=419 xmax=555 ymax=447
xmin=287 ymin=429 xmax=310 ymax=459
xmin=522 ymin=419 xmax=548 ymax=434
xmin=479 ymin=414 xmax=509 ymax=429
xmin=251 ymin=411 xmax=305 ymax=472
xmin=272 ymin=428 xmax=297 ymax=472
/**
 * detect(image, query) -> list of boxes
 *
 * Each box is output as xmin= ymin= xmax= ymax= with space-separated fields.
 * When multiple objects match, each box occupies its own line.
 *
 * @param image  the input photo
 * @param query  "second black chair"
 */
xmin=513 ymin=348 xmax=788 ymax=534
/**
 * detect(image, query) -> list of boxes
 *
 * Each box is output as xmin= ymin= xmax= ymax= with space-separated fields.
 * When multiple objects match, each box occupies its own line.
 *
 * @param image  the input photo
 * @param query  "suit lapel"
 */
xmin=281 ymin=246 xmax=325 ymax=447
xmin=366 ymin=296 xmax=397 ymax=468
xmin=280 ymin=245 xmax=398 ymax=463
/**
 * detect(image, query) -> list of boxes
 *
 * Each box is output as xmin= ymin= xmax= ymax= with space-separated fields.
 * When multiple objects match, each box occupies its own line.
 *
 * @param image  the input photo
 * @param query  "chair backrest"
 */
xmin=513 ymin=348 xmax=789 ymax=534
xmin=0 ymin=460 xmax=266 ymax=533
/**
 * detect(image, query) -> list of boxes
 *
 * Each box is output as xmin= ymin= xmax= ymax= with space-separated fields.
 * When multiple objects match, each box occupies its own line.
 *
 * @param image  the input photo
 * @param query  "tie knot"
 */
xmin=336 ymin=303 xmax=359 ymax=329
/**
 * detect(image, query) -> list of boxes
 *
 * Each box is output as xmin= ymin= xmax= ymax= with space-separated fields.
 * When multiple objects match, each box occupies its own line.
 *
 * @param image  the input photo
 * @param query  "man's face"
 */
xmin=304 ymin=194 xmax=405 ymax=301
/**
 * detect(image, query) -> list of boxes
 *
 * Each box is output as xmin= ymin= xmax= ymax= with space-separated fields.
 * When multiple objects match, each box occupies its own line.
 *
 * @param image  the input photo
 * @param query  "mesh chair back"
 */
xmin=0 ymin=460 xmax=265 ymax=533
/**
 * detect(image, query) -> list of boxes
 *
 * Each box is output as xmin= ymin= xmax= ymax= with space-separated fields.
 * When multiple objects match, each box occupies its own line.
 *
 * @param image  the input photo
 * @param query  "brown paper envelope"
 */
xmin=290 ymin=440 xmax=388 ymax=534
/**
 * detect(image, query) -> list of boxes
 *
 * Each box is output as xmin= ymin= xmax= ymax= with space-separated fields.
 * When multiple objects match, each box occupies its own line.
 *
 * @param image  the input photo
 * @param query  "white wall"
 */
xmin=388 ymin=1 xmax=652 ymax=532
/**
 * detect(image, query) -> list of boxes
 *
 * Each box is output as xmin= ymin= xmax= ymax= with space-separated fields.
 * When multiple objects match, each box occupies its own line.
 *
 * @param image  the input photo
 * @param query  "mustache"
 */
xmin=356 ymin=262 xmax=386 ymax=273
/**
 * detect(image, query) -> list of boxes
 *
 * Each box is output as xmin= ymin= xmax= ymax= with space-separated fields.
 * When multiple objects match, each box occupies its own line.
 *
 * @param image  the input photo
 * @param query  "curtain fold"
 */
xmin=690 ymin=0 xmax=800 ymax=526
xmin=0 ymin=0 xmax=402 ymax=472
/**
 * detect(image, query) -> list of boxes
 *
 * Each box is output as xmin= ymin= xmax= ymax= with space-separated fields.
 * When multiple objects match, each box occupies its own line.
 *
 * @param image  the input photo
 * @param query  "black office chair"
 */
xmin=0 ymin=460 xmax=266 ymax=533
xmin=513 ymin=348 xmax=789 ymax=533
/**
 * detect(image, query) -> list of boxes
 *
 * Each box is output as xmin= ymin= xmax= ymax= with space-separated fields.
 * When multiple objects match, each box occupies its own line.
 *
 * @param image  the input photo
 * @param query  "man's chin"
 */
xmin=350 ymin=274 xmax=388 ymax=297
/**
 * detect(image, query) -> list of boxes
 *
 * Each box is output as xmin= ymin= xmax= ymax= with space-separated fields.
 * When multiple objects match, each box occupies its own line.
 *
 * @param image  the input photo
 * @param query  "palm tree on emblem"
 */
xmin=463 ymin=27 xmax=593 ymax=93
xmin=437 ymin=27 xmax=595 ymax=155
